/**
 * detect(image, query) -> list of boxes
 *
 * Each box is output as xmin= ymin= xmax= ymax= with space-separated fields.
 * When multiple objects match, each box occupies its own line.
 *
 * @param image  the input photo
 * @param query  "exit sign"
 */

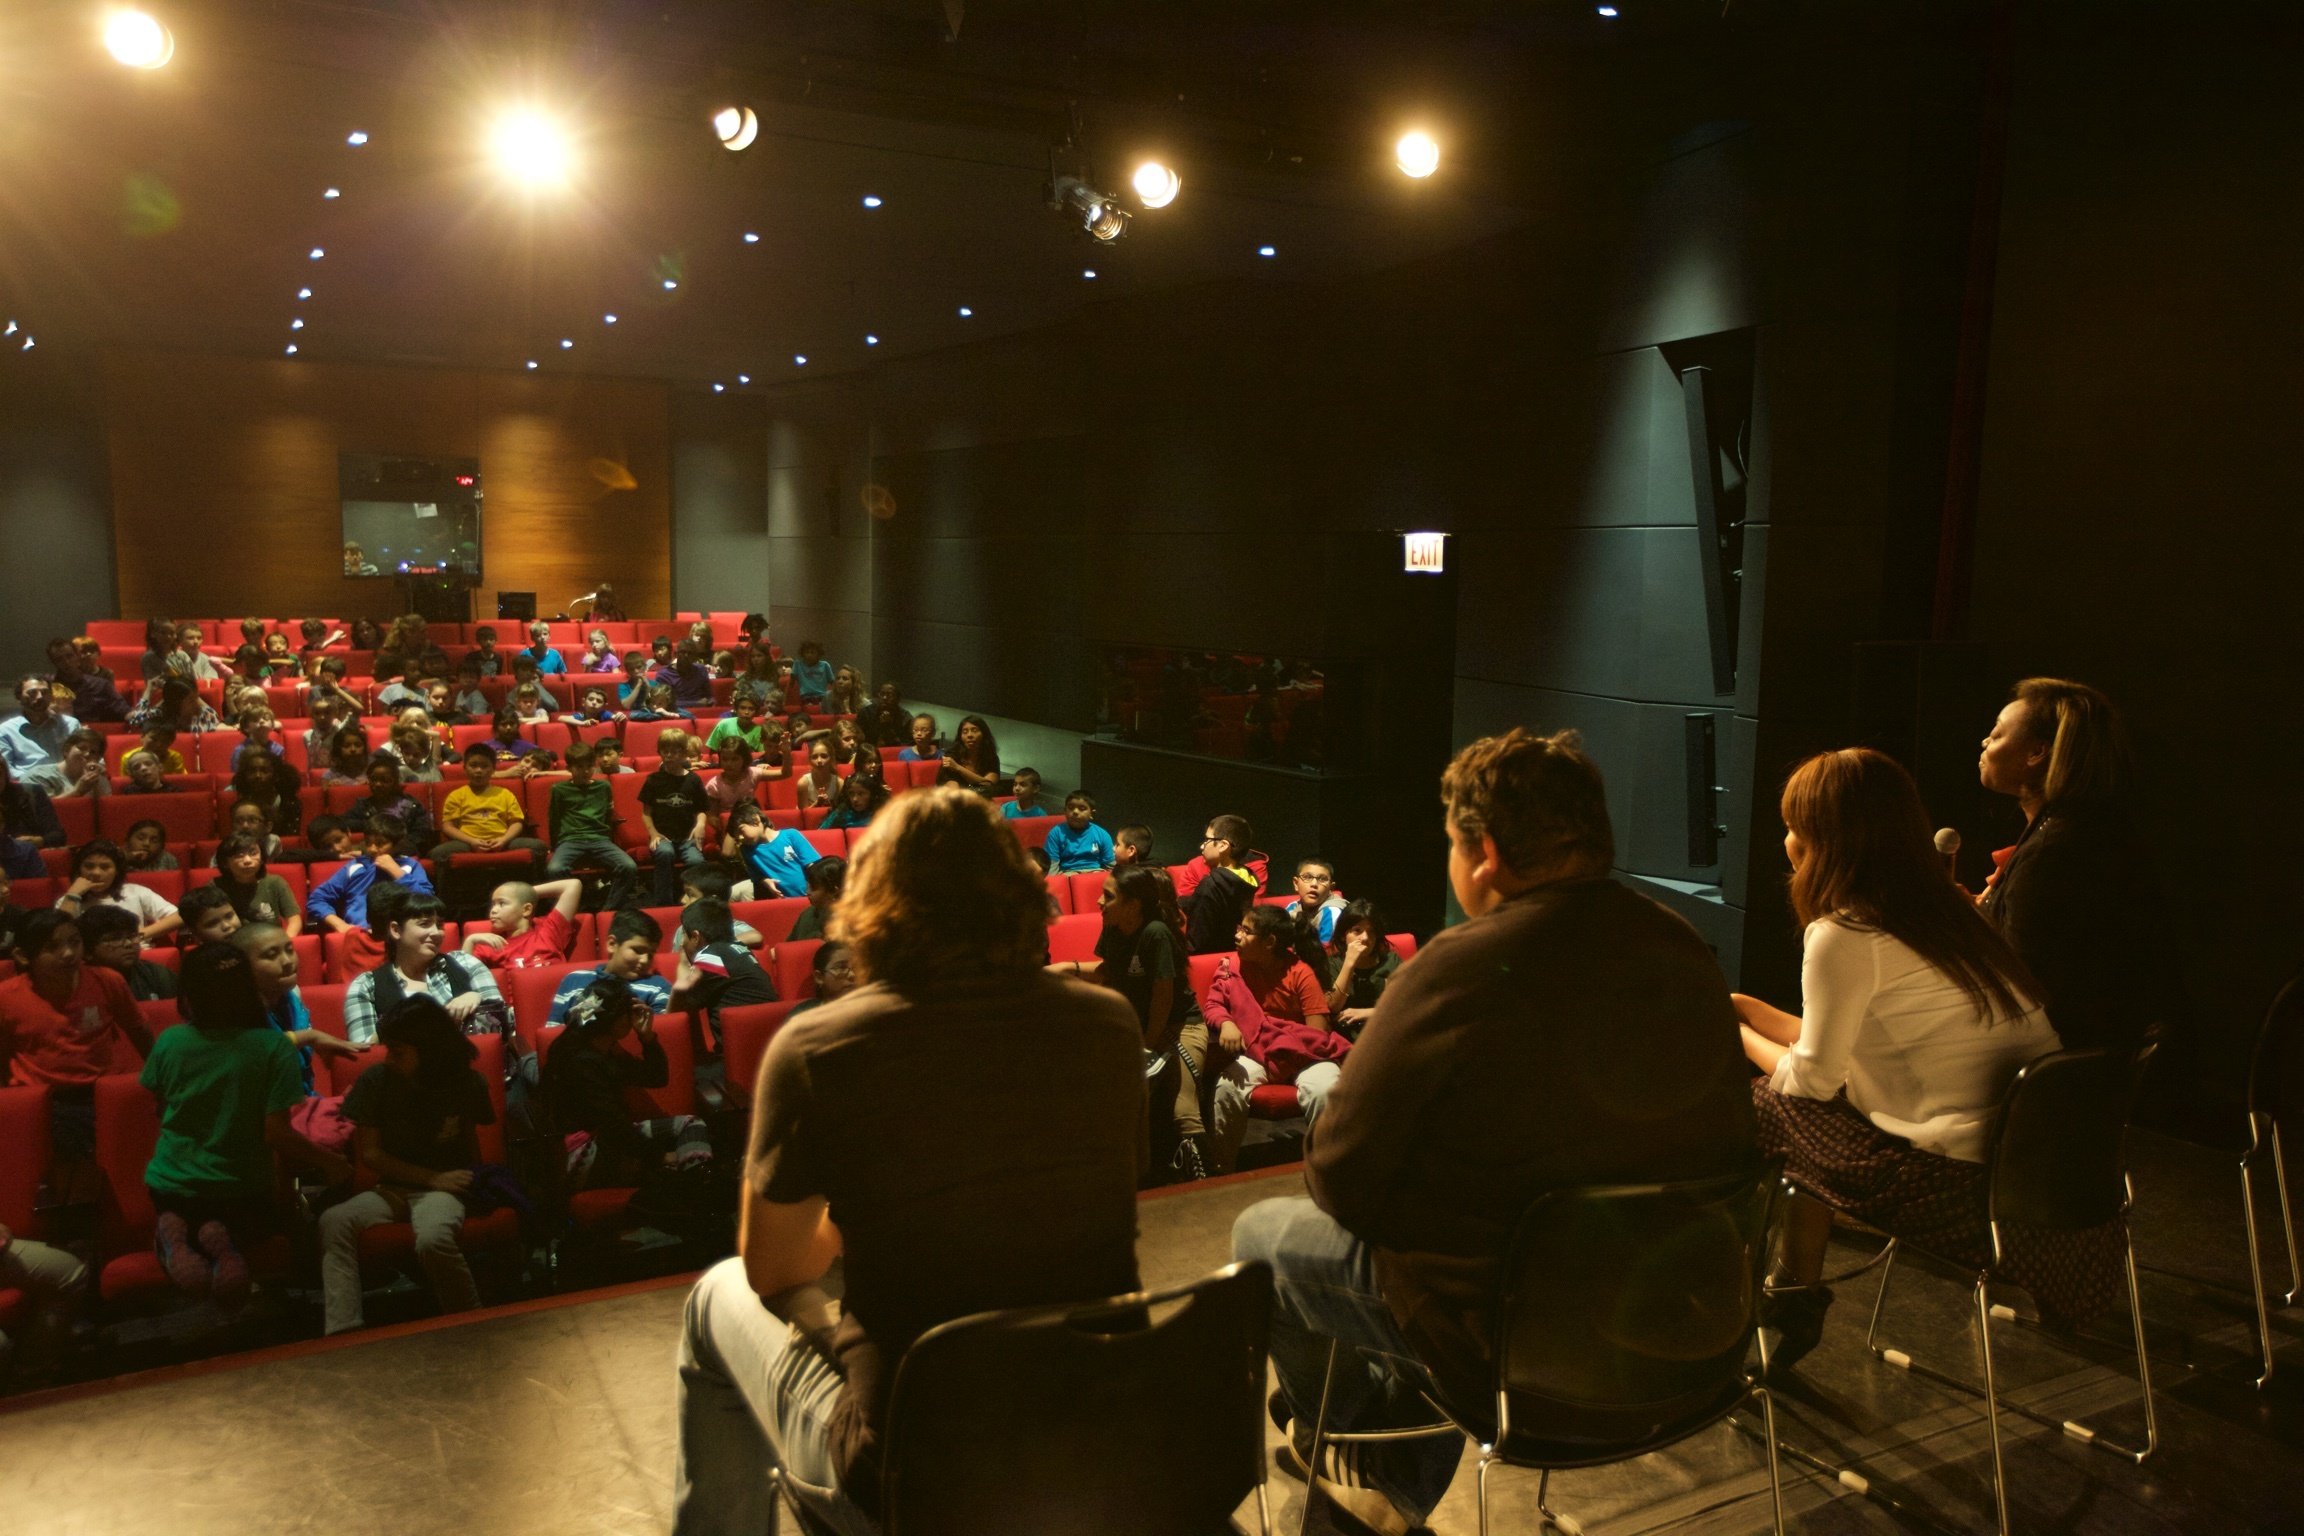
xmin=1403 ymin=531 xmax=1448 ymax=573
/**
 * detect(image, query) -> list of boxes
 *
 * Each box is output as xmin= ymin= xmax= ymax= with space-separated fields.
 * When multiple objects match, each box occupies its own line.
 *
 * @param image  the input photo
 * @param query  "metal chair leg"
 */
xmin=2241 ymin=1152 xmax=2277 ymax=1388
xmin=1296 ymin=1340 xmax=1341 ymax=1536
xmin=2122 ymin=1233 xmax=2160 ymax=1461
xmin=1255 ymin=1476 xmax=1272 ymax=1536
xmin=1475 ymin=1451 xmax=1494 ymax=1536
xmin=1752 ymin=1384 xmax=1788 ymax=1536
xmin=1975 ymin=1276 xmax=2013 ymax=1536
xmin=1863 ymin=1239 xmax=1901 ymax=1353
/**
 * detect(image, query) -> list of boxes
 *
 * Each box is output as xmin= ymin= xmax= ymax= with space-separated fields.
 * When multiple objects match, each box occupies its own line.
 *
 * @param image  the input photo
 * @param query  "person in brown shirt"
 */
xmin=673 ymin=786 xmax=1146 ymax=1536
xmin=1232 ymin=729 xmax=1757 ymax=1536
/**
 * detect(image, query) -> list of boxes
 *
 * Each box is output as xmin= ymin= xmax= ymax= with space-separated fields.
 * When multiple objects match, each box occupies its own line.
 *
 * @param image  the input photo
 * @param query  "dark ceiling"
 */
xmin=0 ymin=0 xmax=1725 ymax=389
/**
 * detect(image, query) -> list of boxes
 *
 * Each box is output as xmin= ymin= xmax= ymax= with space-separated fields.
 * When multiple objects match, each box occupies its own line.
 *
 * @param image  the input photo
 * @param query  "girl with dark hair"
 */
xmin=212 ymin=832 xmax=301 ymax=933
xmin=57 ymin=838 xmax=180 ymax=940
xmin=543 ymin=976 xmax=712 ymax=1193
xmin=317 ymin=994 xmax=492 ymax=1334
xmin=321 ymin=725 xmax=373 ymax=787
xmin=140 ymin=943 xmax=350 ymax=1311
xmin=1083 ymin=864 xmax=1210 ymax=1180
xmin=230 ymin=749 xmax=302 ymax=839
xmin=936 ymin=714 xmax=1005 ymax=796
xmin=1976 ymin=677 xmax=2179 ymax=1056
xmin=138 ymin=617 xmax=177 ymax=683
xmin=1323 ymin=900 xmax=1399 ymax=1031
xmin=818 ymin=770 xmax=885 ymax=831
xmin=1734 ymin=747 xmax=2079 ymax=1371
xmin=121 ymin=818 xmax=177 ymax=872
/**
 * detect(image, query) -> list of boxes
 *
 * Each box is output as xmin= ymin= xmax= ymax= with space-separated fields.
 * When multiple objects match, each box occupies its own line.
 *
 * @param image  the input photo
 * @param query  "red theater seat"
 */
xmin=1067 ymin=871 xmax=1109 ymax=915
xmin=125 ymin=868 xmax=187 ymax=905
xmin=324 ymin=1036 xmax=521 ymax=1271
xmin=1045 ymin=874 xmax=1073 ymax=916
xmin=729 ymin=897 xmax=808 ymax=946
xmin=91 ymin=1073 xmax=293 ymax=1305
xmin=504 ymin=961 xmax=590 ymax=1052
xmin=302 ymin=983 xmax=349 ymax=1039
xmin=1005 ymin=815 xmax=1062 ymax=851
xmin=768 ymin=939 xmax=819 ymax=1000
xmin=1046 ymin=914 xmax=1101 ymax=964
xmin=717 ymin=1001 xmax=799 ymax=1110
xmin=99 ymin=793 xmax=211 ymax=844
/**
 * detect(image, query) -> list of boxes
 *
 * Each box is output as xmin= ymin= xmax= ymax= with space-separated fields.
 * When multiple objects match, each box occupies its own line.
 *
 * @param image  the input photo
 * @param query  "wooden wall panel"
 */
xmin=104 ymin=351 xmax=671 ymax=621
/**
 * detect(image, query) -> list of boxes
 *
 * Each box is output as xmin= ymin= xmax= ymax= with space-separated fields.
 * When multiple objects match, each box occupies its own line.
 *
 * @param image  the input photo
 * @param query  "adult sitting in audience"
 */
xmin=544 ymin=975 xmax=712 ymax=1194
xmin=1 ymin=758 xmax=66 ymax=854
xmin=211 ymin=833 xmax=302 ymax=934
xmin=58 ymin=837 xmax=181 ymax=943
xmin=1182 ymin=814 xmax=1259 ymax=953
xmin=81 ymin=902 xmax=177 ymax=1002
xmin=318 ymin=994 xmax=494 ymax=1334
xmin=853 ymin=679 xmax=911 ymax=750
xmin=1735 ymin=747 xmax=2067 ymax=1365
xmin=673 ymin=786 xmax=1144 ymax=1535
xmin=1 ymin=910 xmax=156 ymax=1202
xmin=342 ymin=889 xmax=502 ymax=1046
xmin=462 ymin=878 xmax=583 ymax=972
xmin=49 ymin=639 xmax=129 ymax=724
xmin=547 ymin=908 xmax=673 ymax=1024
xmin=0 ymin=676 xmax=79 ymax=780
xmin=935 ymin=714 xmax=1004 ymax=795
xmin=1324 ymin=900 xmax=1399 ymax=1035
xmin=1976 ymin=677 xmax=2180 ymax=1061
xmin=140 ymin=943 xmax=351 ymax=1313
xmin=1233 ymin=728 xmax=1758 ymax=1535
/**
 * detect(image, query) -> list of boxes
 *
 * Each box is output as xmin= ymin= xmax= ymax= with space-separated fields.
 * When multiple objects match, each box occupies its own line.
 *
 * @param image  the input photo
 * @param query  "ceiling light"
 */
xmin=3 ymin=321 xmax=15 ymax=336
xmin=525 ymin=360 xmax=538 ymax=370
xmin=712 ymin=382 xmax=725 ymax=393
xmin=712 ymin=106 xmax=759 ymax=152
xmin=297 ymin=288 xmax=312 ymax=300
xmin=323 ymin=187 xmax=341 ymax=200
xmin=663 ymin=279 xmax=678 ymax=291
xmin=1048 ymin=175 xmax=1129 ymax=242
xmin=560 ymin=338 xmax=573 ymax=349
xmin=1258 ymin=245 xmax=1277 ymax=257
xmin=957 ymin=307 xmax=972 ymax=318
xmin=290 ymin=319 xmax=304 ymax=330
xmin=22 ymin=337 xmax=36 ymax=351
xmin=1083 ymin=269 xmax=1097 ymax=280
xmin=347 ymin=131 xmax=369 ymax=146
xmin=1597 ymin=4 xmax=1620 ymax=15
xmin=309 ymin=248 xmax=324 ymax=260
xmin=793 ymin=355 xmax=807 ymax=366
xmin=103 ymin=9 xmax=173 ymax=69
xmin=862 ymin=195 xmax=882 ymax=209
xmin=1395 ymin=131 xmax=1441 ymax=179
xmin=865 ymin=334 xmax=879 ymax=346
xmin=738 ymin=374 xmax=750 ymax=384
xmin=1130 ymin=161 xmax=1181 ymax=209
xmin=743 ymin=232 xmax=759 ymax=244
xmin=603 ymin=313 xmax=617 ymax=324
xmin=283 ymin=344 xmax=296 ymax=355
xmin=487 ymin=109 xmax=574 ymax=189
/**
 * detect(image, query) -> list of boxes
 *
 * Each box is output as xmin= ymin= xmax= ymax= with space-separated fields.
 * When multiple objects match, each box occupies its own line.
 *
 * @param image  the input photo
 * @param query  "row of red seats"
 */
xmin=82 ymin=677 xmax=816 ymax=733
xmin=83 ymin=617 xmax=735 ymax=650
xmin=99 ymin=709 xmax=853 ymax=772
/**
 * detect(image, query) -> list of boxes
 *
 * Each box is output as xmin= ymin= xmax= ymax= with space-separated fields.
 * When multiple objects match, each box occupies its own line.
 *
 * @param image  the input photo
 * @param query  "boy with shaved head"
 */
xmin=461 ymin=876 xmax=583 ymax=972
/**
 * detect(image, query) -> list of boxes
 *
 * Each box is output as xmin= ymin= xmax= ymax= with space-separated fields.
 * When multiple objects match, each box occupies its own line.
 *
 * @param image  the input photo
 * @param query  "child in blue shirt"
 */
xmin=789 ymin=640 xmax=835 ymax=705
xmin=898 ymin=712 xmax=941 ymax=762
xmin=731 ymin=811 xmax=822 ymax=898
xmin=1002 ymin=766 xmax=1056 ymax=818
xmin=305 ymin=813 xmax=435 ymax=935
xmin=1042 ymin=792 xmax=1116 ymax=873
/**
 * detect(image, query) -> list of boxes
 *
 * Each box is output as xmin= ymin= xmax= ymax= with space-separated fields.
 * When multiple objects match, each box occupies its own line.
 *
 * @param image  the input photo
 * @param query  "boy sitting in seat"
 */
xmin=1042 ymin=792 xmax=1117 ymax=874
xmin=547 ymin=908 xmax=672 ymax=1023
xmin=1002 ymin=766 xmax=1057 ymax=818
xmin=545 ymin=741 xmax=637 ymax=909
xmin=307 ymin=812 xmax=436 ymax=976
xmin=433 ymin=744 xmax=548 ymax=884
xmin=461 ymin=877 xmax=583 ymax=972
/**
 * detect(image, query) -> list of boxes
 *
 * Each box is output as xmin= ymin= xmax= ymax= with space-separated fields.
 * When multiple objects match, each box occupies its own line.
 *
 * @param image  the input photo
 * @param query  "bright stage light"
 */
xmin=103 ymin=9 xmax=173 ymax=69
xmin=1131 ymin=161 xmax=1181 ymax=209
xmin=1396 ymin=131 xmax=1440 ymax=179
xmin=488 ymin=110 xmax=574 ymax=189
xmin=712 ymin=105 xmax=758 ymax=152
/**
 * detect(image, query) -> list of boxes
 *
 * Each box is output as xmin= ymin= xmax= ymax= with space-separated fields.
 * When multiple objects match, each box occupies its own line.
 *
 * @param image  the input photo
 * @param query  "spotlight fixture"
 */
xmin=103 ymin=9 xmax=173 ymax=69
xmin=2 ymin=321 xmax=14 ymax=335
xmin=711 ymin=105 xmax=759 ymax=152
xmin=290 ymin=319 xmax=304 ymax=330
xmin=662 ymin=279 xmax=678 ymax=291
xmin=1130 ymin=161 xmax=1181 ymax=209
xmin=487 ymin=109 xmax=574 ymax=189
xmin=347 ymin=131 xmax=369 ymax=146
xmin=793 ymin=355 xmax=807 ymax=366
xmin=1597 ymin=4 xmax=1620 ymax=14
xmin=1047 ymin=175 xmax=1130 ymax=243
xmin=957 ymin=306 xmax=973 ymax=317
xmin=323 ymin=187 xmax=341 ymax=200
xmin=862 ymin=195 xmax=883 ymax=209
xmin=525 ymin=360 xmax=538 ymax=370
xmin=1083 ymin=268 xmax=1097 ymax=280
xmin=22 ymin=336 xmax=35 ymax=351
xmin=712 ymin=382 xmax=725 ymax=393
xmin=738 ymin=374 xmax=751 ymax=385
xmin=284 ymin=344 xmax=297 ymax=355
xmin=1395 ymin=130 xmax=1440 ymax=179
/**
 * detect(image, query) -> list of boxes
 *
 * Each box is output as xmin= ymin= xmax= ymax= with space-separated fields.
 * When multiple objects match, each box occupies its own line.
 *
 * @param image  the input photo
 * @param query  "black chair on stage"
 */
xmin=1803 ymin=1043 xmax=2159 ymax=1536
xmin=2141 ymin=972 xmax=2304 ymax=1388
xmin=1296 ymin=1167 xmax=1786 ymax=1536
xmin=797 ymin=1260 xmax=1273 ymax=1536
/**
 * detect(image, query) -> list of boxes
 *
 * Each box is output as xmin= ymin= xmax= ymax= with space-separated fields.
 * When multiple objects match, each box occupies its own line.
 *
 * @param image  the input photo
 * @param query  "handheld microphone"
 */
xmin=1934 ymin=826 xmax=1962 ymax=880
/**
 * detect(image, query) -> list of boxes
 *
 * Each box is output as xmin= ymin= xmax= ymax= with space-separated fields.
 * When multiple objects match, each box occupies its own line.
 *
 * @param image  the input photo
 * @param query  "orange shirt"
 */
xmin=1237 ymin=955 xmax=1326 ymax=1025
xmin=0 ymin=966 xmax=144 ymax=1088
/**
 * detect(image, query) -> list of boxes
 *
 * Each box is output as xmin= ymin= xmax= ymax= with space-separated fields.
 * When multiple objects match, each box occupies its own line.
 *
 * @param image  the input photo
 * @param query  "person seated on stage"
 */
xmin=726 ymin=803 xmax=820 ymax=900
xmin=1042 ymin=792 xmax=1116 ymax=874
xmin=1206 ymin=903 xmax=1338 ymax=1145
xmin=818 ymin=770 xmax=884 ymax=832
xmin=210 ymin=832 xmax=300 ymax=933
xmin=705 ymin=693 xmax=769 ymax=756
xmin=897 ymin=712 xmax=941 ymax=764
xmin=792 ymin=737 xmax=842 ymax=813
xmin=433 ymin=745 xmax=548 ymax=880
xmin=1001 ymin=766 xmax=1056 ymax=819
xmin=357 ymin=755 xmax=434 ymax=854
xmin=788 ymin=640 xmax=835 ymax=706
xmin=669 ymin=898 xmax=779 ymax=1026
xmin=462 ymin=877 xmax=583 ymax=975
xmin=342 ymin=889 xmax=501 ymax=1047
xmin=1 ymin=910 xmax=156 ymax=1203
xmin=307 ymin=813 xmax=435 ymax=973
xmin=544 ymin=975 xmax=712 ymax=1194
xmin=681 ymin=868 xmax=763 ymax=949
xmin=547 ymin=908 xmax=673 ymax=1024
xmin=788 ymin=856 xmax=846 ymax=942
xmin=80 ymin=901 xmax=177 ymax=1002
xmin=140 ymin=943 xmax=351 ymax=1314
xmin=521 ymin=620 xmax=567 ymax=676
xmin=785 ymin=940 xmax=858 ymax=1018
xmin=1232 ymin=728 xmax=1759 ymax=1535
xmin=672 ymin=787 xmax=1143 ymax=1536
xmin=120 ymin=818 xmax=177 ymax=874
xmin=317 ymin=994 xmax=493 ymax=1334
xmin=58 ymin=837 xmax=181 ymax=943
xmin=320 ymin=725 xmax=374 ymax=787
xmin=1182 ymin=814 xmax=1258 ymax=954
xmin=1323 ymin=901 xmax=1399 ymax=1036
xmin=1735 ymin=747 xmax=2064 ymax=1366
xmin=705 ymin=738 xmax=764 ymax=822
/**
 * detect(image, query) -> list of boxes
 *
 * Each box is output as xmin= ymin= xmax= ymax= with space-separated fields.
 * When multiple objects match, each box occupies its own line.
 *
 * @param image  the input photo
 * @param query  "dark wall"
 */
xmin=0 ymin=368 xmax=114 ymax=678
xmin=1966 ymin=6 xmax=2304 ymax=1083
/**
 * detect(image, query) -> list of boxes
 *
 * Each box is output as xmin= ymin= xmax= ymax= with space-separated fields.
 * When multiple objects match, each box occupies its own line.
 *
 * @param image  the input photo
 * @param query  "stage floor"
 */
xmin=8 ymin=1137 xmax=2304 ymax=1536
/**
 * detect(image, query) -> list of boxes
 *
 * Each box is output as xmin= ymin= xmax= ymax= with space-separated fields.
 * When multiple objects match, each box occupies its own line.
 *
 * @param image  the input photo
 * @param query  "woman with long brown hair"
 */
xmin=1733 ymin=747 xmax=2087 ymax=1372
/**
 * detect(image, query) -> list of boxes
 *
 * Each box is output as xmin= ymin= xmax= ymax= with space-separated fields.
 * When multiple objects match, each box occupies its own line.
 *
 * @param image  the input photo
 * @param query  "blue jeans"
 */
xmin=1231 ymin=1197 xmax=1463 ymax=1521
xmin=651 ymin=837 xmax=708 ymax=904
xmin=547 ymin=835 xmax=636 ymax=909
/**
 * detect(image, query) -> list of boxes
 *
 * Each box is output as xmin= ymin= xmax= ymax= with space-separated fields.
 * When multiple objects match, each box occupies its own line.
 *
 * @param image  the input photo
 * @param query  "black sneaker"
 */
xmin=1278 ymin=1439 xmax=1415 ymax=1536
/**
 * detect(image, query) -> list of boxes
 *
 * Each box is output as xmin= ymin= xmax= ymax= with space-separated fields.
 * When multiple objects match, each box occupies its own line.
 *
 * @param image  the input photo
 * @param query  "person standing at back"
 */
xmin=1233 ymin=729 xmax=1758 ymax=1536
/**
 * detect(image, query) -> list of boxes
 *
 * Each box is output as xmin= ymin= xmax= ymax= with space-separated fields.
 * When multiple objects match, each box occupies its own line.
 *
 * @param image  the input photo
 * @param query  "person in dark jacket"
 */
xmin=1232 ymin=729 xmax=1758 ymax=1536
xmin=1976 ymin=678 xmax=2185 ymax=1070
xmin=544 ymin=975 xmax=710 ymax=1191
xmin=1182 ymin=814 xmax=1259 ymax=954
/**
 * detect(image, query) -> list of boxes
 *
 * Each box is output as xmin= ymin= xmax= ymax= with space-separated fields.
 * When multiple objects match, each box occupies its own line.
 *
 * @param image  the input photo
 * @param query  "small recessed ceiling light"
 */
xmin=560 ymin=338 xmax=573 ymax=349
xmin=663 ymin=279 xmax=678 ymax=290
xmin=793 ymin=354 xmax=807 ymax=366
xmin=743 ymin=232 xmax=759 ymax=244
xmin=309 ymin=248 xmax=325 ymax=260
xmin=861 ymin=195 xmax=882 ymax=208
xmin=525 ymin=359 xmax=538 ymax=370
xmin=957 ymin=306 xmax=973 ymax=317
xmin=865 ymin=334 xmax=879 ymax=346
xmin=290 ymin=319 xmax=304 ymax=330
xmin=297 ymin=288 xmax=312 ymax=300
xmin=323 ymin=187 xmax=341 ymax=200
xmin=3 ymin=321 xmax=16 ymax=336
xmin=603 ymin=313 xmax=617 ymax=324
xmin=347 ymin=130 xmax=369 ymax=146
xmin=1083 ymin=268 xmax=1097 ymax=279
xmin=21 ymin=336 xmax=34 ymax=350
xmin=1597 ymin=4 xmax=1620 ymax=15
xmin=712 ymin=382 xmax=725 ymax=393
xmin=1258 ymin=245 xmax=1276 ymax=257
xmin=284 ymin=344 xmax=298 ymax=356
xmin=738 ymin=374 xmax=751 ymax=384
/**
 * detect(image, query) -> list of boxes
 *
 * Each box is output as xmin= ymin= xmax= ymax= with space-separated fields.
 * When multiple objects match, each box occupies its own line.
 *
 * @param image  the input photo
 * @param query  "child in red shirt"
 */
xmin=461 ymin=877 xmax=584 ymax=972
xmin=0 ymin=909 xmax=157 ymax=1199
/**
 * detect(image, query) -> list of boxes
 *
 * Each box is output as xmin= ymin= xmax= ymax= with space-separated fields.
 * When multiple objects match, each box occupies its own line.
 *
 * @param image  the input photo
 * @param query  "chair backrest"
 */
xmin=93 ymin=1071 xmax=162 ymax=1245
xmin=1986 ymin=1041 xmax=2157 ymax=1233
xmin=0 ymin=1085 xmax=49 ymax=1235
xmin=2246 ymin=972 xmax=2304 ymax=1119
xmin=880 ymin=1261 xmax=1272 ymax=1536
xmin=718 ymin=1000 xmax=798 ymax=1108
xmin=1493 ymin=1168 xmax=1775 ymax=1454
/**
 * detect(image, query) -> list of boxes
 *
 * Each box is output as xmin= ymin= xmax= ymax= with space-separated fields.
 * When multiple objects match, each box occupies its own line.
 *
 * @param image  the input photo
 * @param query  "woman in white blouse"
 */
xmin=1733 ymin=747 xmax=2059 ymax=1372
